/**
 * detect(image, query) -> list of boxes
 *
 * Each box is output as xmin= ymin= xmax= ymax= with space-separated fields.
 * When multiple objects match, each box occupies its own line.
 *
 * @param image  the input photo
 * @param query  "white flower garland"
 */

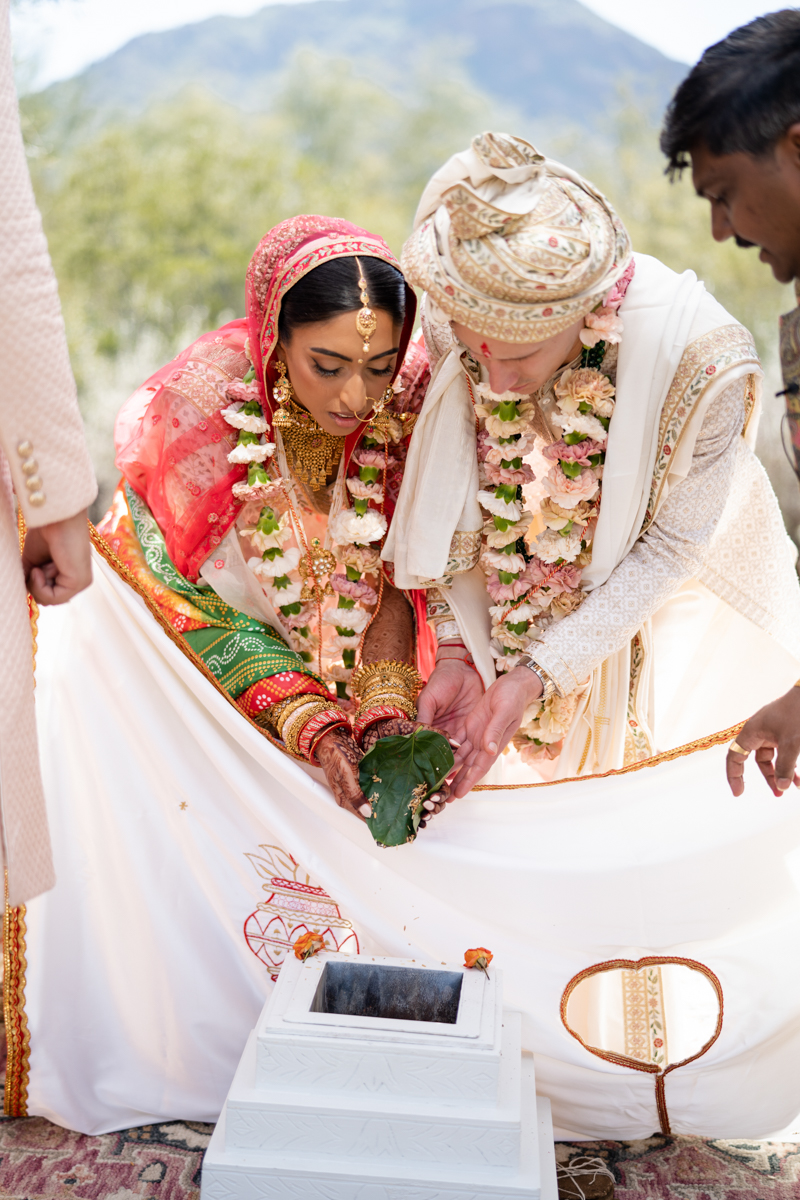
xmin=473 ymin=306 xmax=626 ymax=763
xmin=222 ymin=366 xmax=391 ymax=699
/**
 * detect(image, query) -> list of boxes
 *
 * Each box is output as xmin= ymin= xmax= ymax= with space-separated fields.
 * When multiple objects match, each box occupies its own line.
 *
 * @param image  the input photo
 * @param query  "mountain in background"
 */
xmin=42 ymin=0 xmax=687 ymax=133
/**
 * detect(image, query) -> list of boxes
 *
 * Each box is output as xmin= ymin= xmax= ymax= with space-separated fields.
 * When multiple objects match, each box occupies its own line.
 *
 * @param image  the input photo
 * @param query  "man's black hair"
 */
xmin=278 ymin=256 xmax=405 ymax=343
xmin=661 ymin=9 xmax=800 ymax=174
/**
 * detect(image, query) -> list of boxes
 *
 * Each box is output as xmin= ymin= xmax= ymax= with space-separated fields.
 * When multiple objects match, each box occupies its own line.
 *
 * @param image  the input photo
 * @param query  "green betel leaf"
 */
xmin=358 ymin=730 xmax=455 ymax=848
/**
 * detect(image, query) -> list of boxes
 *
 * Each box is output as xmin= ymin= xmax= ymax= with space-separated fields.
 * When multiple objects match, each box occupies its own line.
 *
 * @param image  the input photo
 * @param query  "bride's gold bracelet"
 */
xmin=350 ymin=659 xmax=423 ymax=721
xmin=267 ymin=694 xmax=321 ymax=738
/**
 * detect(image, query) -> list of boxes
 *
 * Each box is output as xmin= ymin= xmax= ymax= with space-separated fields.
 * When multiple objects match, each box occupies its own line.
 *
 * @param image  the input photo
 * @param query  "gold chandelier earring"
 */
xmin=271 ymin=360 xmax=297 ymax=430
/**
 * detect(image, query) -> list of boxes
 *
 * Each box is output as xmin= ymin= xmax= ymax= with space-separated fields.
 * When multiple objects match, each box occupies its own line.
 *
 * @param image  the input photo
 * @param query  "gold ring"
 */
xmin=728 ymin=739 xmax=750 ymax=757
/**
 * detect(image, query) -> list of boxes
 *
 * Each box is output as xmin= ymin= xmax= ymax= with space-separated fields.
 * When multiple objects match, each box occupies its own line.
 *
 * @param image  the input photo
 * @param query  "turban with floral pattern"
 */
xmin=401 ymin=131 xmax=633 ymax=344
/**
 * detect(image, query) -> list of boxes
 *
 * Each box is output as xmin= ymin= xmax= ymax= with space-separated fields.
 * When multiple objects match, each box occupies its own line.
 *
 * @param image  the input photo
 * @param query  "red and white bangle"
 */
xmin=298 ymin=707 xmax=350 ymax=764
xmin=352 ymin=704 xmax=409 ymax=746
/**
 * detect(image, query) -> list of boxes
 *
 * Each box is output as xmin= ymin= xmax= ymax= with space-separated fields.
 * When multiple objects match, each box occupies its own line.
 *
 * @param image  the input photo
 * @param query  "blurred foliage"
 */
xmin=20 ymin=61 xmax=800 ymax=530
xmin=22 ymin=51 xmax=496 ymax=511
xmin=24 ymin=51 xmax=492 ymax=354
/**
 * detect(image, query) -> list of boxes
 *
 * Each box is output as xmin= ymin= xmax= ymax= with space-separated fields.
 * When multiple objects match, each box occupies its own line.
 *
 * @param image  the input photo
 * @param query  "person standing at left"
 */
xmin=1 ymin=0 xmax=97 ymax=903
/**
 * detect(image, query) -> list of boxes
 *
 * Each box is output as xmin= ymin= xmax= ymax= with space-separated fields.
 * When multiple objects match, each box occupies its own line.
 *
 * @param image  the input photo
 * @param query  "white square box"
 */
xmin=201 ymin=951 xmax=556 ymax=1200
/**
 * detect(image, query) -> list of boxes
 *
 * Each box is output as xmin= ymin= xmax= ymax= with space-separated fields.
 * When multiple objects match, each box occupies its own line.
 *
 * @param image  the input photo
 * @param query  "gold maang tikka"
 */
xmin=355 ymin=258 xmax=378 ymax=356
xmin=270 ymin=359 xmax=343 ymax=490
xmin=355 ymin=258 xmax=395 ymax=425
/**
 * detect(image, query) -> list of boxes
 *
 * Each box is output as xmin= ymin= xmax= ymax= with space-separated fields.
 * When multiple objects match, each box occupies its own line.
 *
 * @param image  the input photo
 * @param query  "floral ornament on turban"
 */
xmin=401 ymin=131 xmax=633 ymax=343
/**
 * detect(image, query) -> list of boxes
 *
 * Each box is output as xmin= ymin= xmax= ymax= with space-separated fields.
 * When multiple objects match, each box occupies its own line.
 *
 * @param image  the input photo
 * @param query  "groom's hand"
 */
xmin=451 ymin=665 xmax=543 ymax=797
xmin=417 ymin=658 xmax=484 ymax=745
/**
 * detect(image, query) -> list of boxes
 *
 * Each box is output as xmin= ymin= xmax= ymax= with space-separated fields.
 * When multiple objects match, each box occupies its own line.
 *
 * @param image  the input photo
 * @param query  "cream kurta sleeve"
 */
xmin=0 ymin=0 xmax=96 ymax=525
xmin=0 ymin=0 xmax=96 ymax=904
xmin=529 ymin=378 xmax=746 ymax=696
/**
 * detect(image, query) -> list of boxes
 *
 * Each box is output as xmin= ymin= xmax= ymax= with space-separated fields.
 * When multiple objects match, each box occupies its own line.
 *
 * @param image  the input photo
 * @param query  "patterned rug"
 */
xmin=0 ymin=1118 xmax=211 ymax=1200
xmin=0 ymin=1119 xmax=798 ymax=1198
xmin=557 ymin=1137 xmax=800 ymax=1198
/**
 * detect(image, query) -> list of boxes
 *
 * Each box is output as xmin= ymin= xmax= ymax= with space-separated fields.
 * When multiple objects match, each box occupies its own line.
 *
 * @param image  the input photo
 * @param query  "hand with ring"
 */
xmin=725 ymin=686 xmax=800 ymax=797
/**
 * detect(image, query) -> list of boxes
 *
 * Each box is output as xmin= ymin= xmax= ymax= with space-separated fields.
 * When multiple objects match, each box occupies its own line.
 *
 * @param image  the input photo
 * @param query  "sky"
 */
xmin=9 ymin=0 xmax=791 ymax=91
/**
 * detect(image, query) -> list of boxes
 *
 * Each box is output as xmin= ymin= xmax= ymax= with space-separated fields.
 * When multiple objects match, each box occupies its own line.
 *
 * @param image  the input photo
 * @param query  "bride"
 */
xmin=98 ymin=215 xmax=444 ymax=819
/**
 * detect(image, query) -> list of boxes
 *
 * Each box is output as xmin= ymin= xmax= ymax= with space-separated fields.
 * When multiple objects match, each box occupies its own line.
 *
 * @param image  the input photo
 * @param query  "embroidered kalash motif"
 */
xmin=243 ymin=844 xmax=358 ymax=981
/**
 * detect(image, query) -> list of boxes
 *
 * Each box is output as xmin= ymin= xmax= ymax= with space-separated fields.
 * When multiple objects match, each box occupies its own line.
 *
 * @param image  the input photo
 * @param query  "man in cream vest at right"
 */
xmin=384 ymin=131 xmax=800 ymax=791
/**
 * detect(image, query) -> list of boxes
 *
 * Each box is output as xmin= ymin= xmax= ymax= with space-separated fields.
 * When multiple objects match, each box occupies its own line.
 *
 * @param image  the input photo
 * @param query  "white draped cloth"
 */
xmin=20 ymin=547 xmax=800 ymax=1140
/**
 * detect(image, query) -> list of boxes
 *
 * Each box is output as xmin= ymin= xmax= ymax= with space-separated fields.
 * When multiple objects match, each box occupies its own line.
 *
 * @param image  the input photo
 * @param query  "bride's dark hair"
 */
xmin=278 ymin=256 xmax=406 ymax=343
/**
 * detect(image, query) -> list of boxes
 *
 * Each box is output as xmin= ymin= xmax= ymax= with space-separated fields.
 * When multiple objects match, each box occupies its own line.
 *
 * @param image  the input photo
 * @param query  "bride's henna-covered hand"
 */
xmin=314 ymin=726 xmax=370 ymax=821
xmin=360 ymin=717 xmax=452 ymax=827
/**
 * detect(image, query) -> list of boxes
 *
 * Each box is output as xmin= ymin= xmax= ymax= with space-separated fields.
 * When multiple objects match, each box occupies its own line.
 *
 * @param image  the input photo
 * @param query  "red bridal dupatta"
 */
xmin=97 ymin=216 xmax=433 ymax=727
xmin=114 ymin=215 xmax=421 ymax=581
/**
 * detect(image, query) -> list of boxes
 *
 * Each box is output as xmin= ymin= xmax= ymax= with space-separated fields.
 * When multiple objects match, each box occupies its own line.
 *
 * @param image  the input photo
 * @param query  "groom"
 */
xmin=660 ymin=9 xmax=800 ymax=798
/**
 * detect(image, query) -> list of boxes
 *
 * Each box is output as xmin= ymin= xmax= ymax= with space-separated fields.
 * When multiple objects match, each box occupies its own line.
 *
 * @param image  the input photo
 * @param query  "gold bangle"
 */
xmin=350 ymin=659 xmax=422 ymax=710
xmin=355 ymin=692 xmax=416 ymax=722
xmin=268 ymin=693 xmax=324 ymax=738
xmin=282 ymin=702 xmax=332 ymax=758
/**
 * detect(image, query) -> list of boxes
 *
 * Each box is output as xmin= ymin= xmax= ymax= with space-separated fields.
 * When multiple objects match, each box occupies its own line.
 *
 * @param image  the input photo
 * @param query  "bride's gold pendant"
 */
xmin=299 ymin=537 xmax=337 ymax=601
xmin=282 ymin=423 xmax=344 ymax=490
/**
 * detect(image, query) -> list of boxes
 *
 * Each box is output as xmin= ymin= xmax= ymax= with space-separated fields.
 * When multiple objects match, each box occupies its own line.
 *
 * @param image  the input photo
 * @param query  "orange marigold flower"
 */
xmin=464 ymin=947 xmax=493 ymax=973
xmin=293 ymin=931 xmax=327 ymax=961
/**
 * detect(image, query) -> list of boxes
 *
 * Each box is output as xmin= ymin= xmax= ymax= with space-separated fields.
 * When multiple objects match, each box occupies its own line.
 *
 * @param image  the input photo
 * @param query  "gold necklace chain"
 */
xmin=279 ymin=400 xmax=345 ymax=490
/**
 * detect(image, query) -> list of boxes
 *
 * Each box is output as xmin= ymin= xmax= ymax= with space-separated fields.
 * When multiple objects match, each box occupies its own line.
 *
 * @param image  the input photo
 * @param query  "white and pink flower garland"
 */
xmin=220 ymin=361 xmax=396 ymax=700
xmin=474 ymin=272 xmax=631 ymax=761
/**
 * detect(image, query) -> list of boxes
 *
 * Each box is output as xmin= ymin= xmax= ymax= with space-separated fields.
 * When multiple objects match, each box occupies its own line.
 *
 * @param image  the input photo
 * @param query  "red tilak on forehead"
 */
xmin=480 ymin=342 xmax=492 ymax=358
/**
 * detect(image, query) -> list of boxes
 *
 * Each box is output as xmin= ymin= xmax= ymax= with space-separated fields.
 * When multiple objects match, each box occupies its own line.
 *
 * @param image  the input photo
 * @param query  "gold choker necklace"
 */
xmin=280 ymin=404 xmax=344 ymax=490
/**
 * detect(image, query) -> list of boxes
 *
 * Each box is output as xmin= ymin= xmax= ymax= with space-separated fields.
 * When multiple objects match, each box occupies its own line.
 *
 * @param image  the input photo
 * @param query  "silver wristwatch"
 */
xmin=517 ymin=654 xmax=557 ymax=703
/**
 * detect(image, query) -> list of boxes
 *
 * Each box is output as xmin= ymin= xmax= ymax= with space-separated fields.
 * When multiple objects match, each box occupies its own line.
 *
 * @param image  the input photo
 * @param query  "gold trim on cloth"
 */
xmin=419 ymin=529 xmax=482 ymax=588
xmin=624 ymin=632 xmax=652 ymax=766
xmin=3 ymin=889 xmax=29 ymax=1117
xmin=4 ymin=512 xmax=37 ymax=1116
xmin=473 ymin=720 xmax=747 ymax=790
xmin=742 ymin=372 xmax=758 ymax=439
xmin=641 ymin=324 xmax=759 ymax=534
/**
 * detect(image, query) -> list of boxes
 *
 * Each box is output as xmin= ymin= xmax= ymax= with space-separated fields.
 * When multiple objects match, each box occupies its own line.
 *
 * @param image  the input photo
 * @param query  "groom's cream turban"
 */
xmin=401 ymin=132 xmax=633 ymax=343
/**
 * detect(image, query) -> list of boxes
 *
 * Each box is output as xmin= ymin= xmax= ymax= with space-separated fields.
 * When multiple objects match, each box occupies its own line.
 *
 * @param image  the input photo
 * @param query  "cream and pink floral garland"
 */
xmin=219 ymin=358 xmax=403 ymax=700
xmin=475 ymin=274 xmax=631 ymax=763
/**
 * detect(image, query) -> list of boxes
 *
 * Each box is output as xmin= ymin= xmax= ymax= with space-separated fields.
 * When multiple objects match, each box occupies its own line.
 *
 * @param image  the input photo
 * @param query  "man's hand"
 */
xmin=452 ymin=665 xmax=543 ymax=798
xmin=416 ymin=658 xmax=484 ymax=744
xmin=21 ymin=508 xmax=92 ymax=606
xmin=726 ymin=686 xmax=800 ymax=797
